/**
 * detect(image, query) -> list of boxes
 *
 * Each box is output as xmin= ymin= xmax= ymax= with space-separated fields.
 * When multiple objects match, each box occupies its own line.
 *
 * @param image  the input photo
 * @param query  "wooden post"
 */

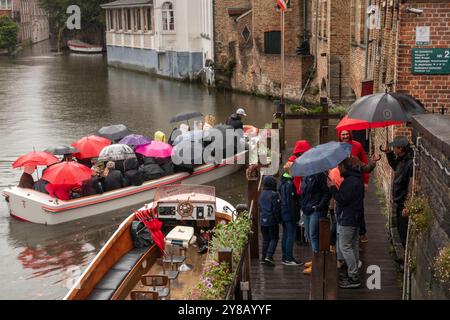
xmin=311 ymin=218 xmax=337 ymax=300
xmin=318 ymin=218 xmax=331 ymax=252
xmin=218 ymin=248 xmax=233 ymax=273
xmin=248 ymin=178 xmax=260 ymax=259
xmin=319 ymin=97 xmax=329 ymax=144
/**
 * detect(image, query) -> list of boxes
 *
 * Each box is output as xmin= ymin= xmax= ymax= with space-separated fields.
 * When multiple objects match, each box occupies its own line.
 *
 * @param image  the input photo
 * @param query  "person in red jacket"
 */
xmin=338 ymin=129 xmax=370 ymax=243
xmin=284 ymin=140 xmax=312 ymax=195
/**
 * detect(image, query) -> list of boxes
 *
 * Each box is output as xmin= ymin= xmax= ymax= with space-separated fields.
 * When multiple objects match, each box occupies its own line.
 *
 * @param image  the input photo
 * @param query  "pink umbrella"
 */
xmin=135 ymin=141 xmax=173 ymax=158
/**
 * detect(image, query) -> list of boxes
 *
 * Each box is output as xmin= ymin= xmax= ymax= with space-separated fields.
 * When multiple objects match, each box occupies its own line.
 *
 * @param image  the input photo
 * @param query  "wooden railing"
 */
xmin=220 ymin=174 xmax=263 ymax=300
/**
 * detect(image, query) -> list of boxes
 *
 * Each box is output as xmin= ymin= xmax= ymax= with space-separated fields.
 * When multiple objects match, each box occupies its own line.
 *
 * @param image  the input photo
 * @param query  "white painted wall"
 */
xmin=106 ymin=0 xmax=213 ymax=64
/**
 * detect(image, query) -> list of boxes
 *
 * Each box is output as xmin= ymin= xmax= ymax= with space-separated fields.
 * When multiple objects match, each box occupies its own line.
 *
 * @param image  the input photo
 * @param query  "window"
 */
xmin=109 ymin=10 xmax=114 ymax=30
xmin=0 ymin=0 xmax=11 ymax=9
xmin=135 ymin=8 xmax=141 ymax=31
xmin=118 ymin=9 xmax=123 ymax=30
xmin=126 ymin=9 xmax=132 ymax=31
xmin=264 ymin=31 xmax=281 ymax=54
xmin=162 ymin=2 xmax=174 ymax=31
xmin=145 ymin=8 xmax=152 ymax=31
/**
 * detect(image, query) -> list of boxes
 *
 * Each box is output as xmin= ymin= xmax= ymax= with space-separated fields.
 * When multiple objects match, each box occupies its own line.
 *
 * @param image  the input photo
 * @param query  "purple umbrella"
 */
xmin=118 ymin=134 xmax=152 ymax=146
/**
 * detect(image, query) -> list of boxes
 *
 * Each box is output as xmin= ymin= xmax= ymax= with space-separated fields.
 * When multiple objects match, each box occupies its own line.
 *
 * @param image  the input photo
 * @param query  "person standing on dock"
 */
xmin=338 ymin=129 xmax=370 ymax=243
xmin=301 ymin=171 xmax=331 ymax=274
xmin=259 ymin=176 xmax=281 ymax=265
xmin=226 ymin=107 xmax=247 ymax=130
xmin=279 ymin=172 xmax=303 ymax=266
xmin=385 ymin=136 xmax=414 ymax=249
xmin=327 ymin=157 xmax=364 ymax=289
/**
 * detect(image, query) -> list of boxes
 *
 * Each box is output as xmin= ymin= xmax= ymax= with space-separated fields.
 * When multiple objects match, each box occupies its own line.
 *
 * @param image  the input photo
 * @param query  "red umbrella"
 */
xmin=12 ymin=151 xmax=59 ymax=169
xmin=135 ymin=208 xmax=165 ymax=254
xmin=336 ymin=115 xmax=401 ymax=131
xmin=72 ymin=135 xmax=111 ymax=160
xmin=42 ymin=161 xmax=92 ymax=185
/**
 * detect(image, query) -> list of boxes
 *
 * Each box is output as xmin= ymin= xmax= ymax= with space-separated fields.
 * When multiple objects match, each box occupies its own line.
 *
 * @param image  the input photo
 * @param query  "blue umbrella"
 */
xmin=291 ymin=141 xmax=352 ymax=177
xmin=119 ymin=134 xmax=152 ymax=146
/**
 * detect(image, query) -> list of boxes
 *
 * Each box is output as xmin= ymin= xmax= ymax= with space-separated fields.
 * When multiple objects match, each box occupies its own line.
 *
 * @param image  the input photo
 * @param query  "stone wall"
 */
xmin=409 ymin=114 xmax=450 ymax=300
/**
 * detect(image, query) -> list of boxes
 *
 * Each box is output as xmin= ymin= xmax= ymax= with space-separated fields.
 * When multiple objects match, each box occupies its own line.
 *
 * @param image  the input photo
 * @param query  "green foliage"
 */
xmin=433 ymin=245 xmax=450 ymax=287
xmin=189 ymin=211 xmax=252 ymax=299
xmin=405 ymin=193 xmax=432 ymax=242
xmin=0 ymin=16 xmax=18 ymax=54
xmin=405 ymin=193 xmax=433 ymax=271
xmin=222 ymin=58 xmax=236 ymax=77
xmin=289 ymin=104 xmax=348 ymax=116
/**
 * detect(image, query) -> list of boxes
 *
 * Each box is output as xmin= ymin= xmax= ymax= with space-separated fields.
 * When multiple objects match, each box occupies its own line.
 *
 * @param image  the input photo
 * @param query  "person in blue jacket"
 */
xmin=258 ymin=176 xmax=281 ymax=265
xmin=279 ymin=172 xmax=303 ymax=266
xmin=301 ymin=172 xmax=332 ymax=255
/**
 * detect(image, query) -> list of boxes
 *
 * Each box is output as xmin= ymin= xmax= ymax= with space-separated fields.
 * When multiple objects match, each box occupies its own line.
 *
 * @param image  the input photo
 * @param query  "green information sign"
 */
xmin=412 ymin=48 xmax=450 ymax=74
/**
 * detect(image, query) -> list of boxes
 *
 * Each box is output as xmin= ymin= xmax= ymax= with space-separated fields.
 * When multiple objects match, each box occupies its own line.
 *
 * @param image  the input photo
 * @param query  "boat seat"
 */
xmin=95 ymin=269 xmax=130 ymax=290
xmin=162 ymin=255 xmax=185 ymax=264
xmin=130 ymin=290 xmax=159 ymax=300
xmin=88 ymin=247 xmax=149 ymax=300
xmin=113 ymin=247 xmax=148 ymax=271
xmin=157 ymin=258 xmax=179 ymax=280
xmin=89 ymin=289 xmax=116 ymax=300
xmin=141 ymin=275 xmax=170 ymax=300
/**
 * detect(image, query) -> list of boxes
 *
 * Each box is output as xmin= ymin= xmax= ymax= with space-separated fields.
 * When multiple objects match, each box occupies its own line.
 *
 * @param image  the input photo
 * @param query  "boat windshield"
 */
xmin=154 ymin=184 xmax=215 ymax=203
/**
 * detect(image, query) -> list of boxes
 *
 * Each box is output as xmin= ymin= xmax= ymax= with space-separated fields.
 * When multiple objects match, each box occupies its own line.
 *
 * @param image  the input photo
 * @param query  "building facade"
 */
xmin=0 ymin=0 xmax=12 ymax=18
xmin=213 ymin=0 xmax=314 ymax=101
xmin=102 ymin=0 xmax=214 ymax=80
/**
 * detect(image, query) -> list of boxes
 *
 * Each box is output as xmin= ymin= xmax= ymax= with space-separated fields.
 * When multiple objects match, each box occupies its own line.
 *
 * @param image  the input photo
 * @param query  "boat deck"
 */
xmin=126 ymin=244 xmax=207 ymax=300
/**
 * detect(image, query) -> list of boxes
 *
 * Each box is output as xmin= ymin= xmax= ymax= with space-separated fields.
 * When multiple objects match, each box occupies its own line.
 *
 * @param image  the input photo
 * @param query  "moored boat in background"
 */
xmin=67 ymin=40 xmax=103 ymax=54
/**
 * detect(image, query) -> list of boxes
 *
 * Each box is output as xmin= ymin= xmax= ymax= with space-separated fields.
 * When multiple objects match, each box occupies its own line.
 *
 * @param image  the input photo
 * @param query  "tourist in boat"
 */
xmin=123 ymin=158 xmax=145 ymax=186
xmin=45 ymin=183 xmax=74 ymax=201
xmin=259 ymin=175 xmax=281 ymax=265
xmin=102 ymin=161 xmax=126 ymax=192
xmin=33 ymin=178 xmax=49 ymax=194
xmin=168 ymin=123 xmax=190 ymax=146
xmin=327 ymin=157 xmax=364 ymax=289
xmin=279 ymin=172 xmax=302 ymax=266
xmin=154 ymin=156 xmax=174 ymax=176
xmin=18 ymin=165 xmax=35 ymax=189
xmin=81 ymin=166 xmax=104 ymax=196
xmin=338 ymin=129 xmax=370 ymax=243
xmin=301 ymin=171 xmax=331 ymax=274
xmin=226 ymin=107 xmax=247 ymax=130
xmin=202 ymin=114 xmax=216 ymax=131
xmin=140 ymin=157 xmax=166 ymax=181
xmin=77 ymin=157 xmax=93 ymax=168
xmin=385 ymin=136 xmax=414 ymax=249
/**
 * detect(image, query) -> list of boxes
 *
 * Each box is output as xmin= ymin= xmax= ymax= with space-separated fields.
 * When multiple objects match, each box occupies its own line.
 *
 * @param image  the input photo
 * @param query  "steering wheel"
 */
xmin=176 ymin=201 xmax=194 ymax=218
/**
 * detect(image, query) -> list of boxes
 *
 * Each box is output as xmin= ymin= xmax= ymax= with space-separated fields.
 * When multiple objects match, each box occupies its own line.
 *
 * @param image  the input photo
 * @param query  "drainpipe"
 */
xmin=364 ymin=0 xmax=372 ymax=80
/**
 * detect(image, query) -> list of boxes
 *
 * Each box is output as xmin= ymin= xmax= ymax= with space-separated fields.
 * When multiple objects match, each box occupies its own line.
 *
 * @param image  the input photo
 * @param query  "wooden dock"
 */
xmin=249 ymin=182 xmax=402 ymax=300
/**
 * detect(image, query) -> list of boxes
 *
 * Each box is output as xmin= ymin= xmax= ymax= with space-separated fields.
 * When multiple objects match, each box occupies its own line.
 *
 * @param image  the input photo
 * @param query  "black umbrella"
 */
xmin=97 ymin=124 xmax=131 ymax=141
xmin=170 ymin=111 xmax=203 ymax=123
xmin=347 ymin=93 xmax=426 ymax=123
xmin=44 ymin=145 xmax=79 ymax=155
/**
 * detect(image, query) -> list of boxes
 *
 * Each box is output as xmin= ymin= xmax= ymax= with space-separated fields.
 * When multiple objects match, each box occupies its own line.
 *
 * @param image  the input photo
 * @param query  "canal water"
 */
xmin=0 ymin=41 xmax=335 ymax=299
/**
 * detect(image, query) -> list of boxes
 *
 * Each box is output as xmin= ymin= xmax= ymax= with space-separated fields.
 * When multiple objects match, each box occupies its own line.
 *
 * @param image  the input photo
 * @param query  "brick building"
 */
xmin=0 ymin=0 xmax=12 ymax=18
xmin=11 ymin=0 xmax=49 ymax=44
xmin=213 ymin=0 xmax=314 ymax=102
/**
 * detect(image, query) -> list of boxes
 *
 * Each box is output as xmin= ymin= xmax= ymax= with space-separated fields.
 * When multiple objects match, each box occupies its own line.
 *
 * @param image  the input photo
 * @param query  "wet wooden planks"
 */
xmin=249 ymin=182 xmax=402 ymax=300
